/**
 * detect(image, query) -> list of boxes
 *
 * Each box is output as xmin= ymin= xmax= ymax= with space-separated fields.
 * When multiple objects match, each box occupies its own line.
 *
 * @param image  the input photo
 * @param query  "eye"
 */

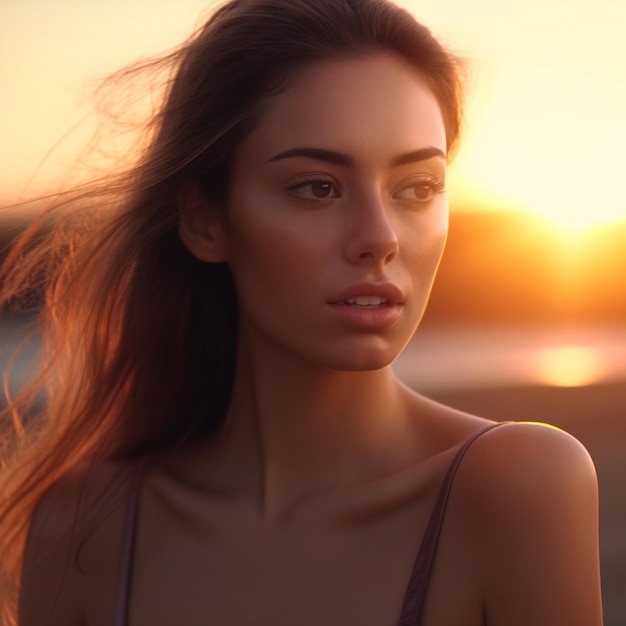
xmin=395 ymin=177 xmax=446 ymax=204
xmin=286 ymin=177 xmax=340 ymax=202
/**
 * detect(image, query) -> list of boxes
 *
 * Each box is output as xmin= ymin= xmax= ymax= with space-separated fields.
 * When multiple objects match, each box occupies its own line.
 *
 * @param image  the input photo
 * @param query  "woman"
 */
xmin=0 ymin=0 xmax=602 ymax=624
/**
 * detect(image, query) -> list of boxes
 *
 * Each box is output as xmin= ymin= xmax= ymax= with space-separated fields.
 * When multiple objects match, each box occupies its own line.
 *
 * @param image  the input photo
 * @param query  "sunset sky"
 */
xmin=2 ymin=0 xmax=626 ymax=230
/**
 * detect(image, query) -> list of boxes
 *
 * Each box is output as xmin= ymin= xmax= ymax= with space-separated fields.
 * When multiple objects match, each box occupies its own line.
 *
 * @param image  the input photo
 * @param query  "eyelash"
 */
xmin=394 ymin=177 xmax=446 ymax=204
xmin=285 ymin=175 xmax=446 ymax=205
xmin=285 ymin=175 xmax=339 ymax=203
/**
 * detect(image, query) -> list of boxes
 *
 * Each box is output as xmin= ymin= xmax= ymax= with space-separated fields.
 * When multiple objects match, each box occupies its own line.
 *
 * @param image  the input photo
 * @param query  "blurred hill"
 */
xmin=1 ymin=206 xmax=625 ymax=326
xmin=422 ymin=210 xmax=626 ymax=327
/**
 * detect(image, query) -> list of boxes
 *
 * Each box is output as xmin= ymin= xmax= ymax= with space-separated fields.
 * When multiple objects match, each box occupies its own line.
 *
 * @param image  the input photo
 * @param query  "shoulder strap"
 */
xmin=114 ymin=460 xmax=149 ymax=626
xmin=397 ymin=422 xmax=508 ymax=625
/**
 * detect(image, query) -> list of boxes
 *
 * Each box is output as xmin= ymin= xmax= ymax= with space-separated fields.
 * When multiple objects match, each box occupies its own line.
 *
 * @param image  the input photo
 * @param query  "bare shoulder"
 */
xmin=470 ymin=418 xmax=594 ymax=464
xmin=459 ymin=421 xmax=598 ymax=503
xmin=19 ymin=459 xmax=134 ymax=626
xmin=23 ymin=459 xmax=133 ymax=557
xmin=454 ymin=422 xmax=603 ymax=626
xmin=456 ymin=421 xmax=599 ymax=544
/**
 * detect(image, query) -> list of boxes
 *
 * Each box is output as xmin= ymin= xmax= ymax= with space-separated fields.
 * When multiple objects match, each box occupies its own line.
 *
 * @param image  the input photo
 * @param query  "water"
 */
xmin=395 ymin=324 xmax=626 ymax=392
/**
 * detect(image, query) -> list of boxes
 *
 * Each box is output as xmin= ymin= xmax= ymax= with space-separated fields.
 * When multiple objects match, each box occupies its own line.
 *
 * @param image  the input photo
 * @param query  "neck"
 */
xmin=204 ymin=330 xmax=418 ymax=523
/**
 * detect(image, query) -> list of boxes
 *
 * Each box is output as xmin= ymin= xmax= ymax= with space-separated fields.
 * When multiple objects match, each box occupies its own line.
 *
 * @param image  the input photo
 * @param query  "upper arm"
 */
xmin=18 ymin=477 xmax=85 ymax=626
xmin=461 ymin=422 xmax=603 ymax=626
xmin=18 ymin=461 xmax=130 ymax=626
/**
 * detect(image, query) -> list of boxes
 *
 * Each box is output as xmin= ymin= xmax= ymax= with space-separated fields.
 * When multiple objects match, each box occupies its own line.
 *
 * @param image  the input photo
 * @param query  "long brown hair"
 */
xmin=0 ymin=0 xmax=464 ymax=621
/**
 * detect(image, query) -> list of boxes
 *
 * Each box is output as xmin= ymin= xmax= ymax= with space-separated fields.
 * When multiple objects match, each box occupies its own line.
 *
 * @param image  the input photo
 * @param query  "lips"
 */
xmin=329 ymin=283 xmax=404 ymax=307
xmin=327 ymin=283 xmax=403 ymax=330
xmin=343 ymin=295 xmax=388 ymax=306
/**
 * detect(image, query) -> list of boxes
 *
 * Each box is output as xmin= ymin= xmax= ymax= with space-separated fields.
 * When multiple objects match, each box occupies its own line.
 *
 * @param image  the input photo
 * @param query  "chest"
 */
xmin=81 ymin=470 xmax=484 ymax=626
xmin=126 ymin=502 xmax=423 ymax=626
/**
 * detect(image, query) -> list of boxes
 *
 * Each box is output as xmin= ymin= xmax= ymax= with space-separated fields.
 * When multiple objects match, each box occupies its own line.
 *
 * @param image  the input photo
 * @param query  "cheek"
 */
xmin=228 ymin=217 xmax=322 ymax=278
xmin=225 ymin=180 xmax=337 ymax=273
xmin=427 ymin=221 xmax=448 ymax=269
xmin=409 ymin=209 xmax=448 ymax=282
xmin=224 ymin=199 xmax=328 ymax=313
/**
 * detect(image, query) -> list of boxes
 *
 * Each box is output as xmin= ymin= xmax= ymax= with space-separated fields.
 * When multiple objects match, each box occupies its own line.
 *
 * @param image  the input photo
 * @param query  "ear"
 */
xmin=177 ymin=179 xmax=228 ymax=263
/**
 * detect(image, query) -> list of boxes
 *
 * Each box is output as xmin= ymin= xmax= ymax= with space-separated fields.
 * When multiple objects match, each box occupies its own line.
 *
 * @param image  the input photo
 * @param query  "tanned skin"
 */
xmin=19 ymin=56 xmax=603 ymax=626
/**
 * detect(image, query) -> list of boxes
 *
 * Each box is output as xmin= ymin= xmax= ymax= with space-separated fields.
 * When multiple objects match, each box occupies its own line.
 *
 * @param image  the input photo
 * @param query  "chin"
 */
xmin=317 ymin=341 xmax=405 ymax=373
xmin=328 ymin=324 xmax=418 ymax=372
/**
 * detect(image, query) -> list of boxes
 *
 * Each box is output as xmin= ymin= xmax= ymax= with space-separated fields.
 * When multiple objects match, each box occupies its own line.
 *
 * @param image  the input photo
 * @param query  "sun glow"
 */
xmin=3 ymin=0 xmax=626 ymax=232
xmin=514 ymin=178 xmax=626 ymax=233
xmin=455 ymin=100 xmax=626 ymax=233
xmin=531 ymin=346 xmax=605 ymax=388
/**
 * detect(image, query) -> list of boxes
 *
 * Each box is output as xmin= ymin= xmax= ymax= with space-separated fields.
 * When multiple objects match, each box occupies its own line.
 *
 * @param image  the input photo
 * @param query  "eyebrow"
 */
xmin=268 ymin=147 xmax=353 ymax=166
xmin=390 ymin=146 xmax=446 ymax=166
xmin=267 ymin=146 xmax=446 ymax=167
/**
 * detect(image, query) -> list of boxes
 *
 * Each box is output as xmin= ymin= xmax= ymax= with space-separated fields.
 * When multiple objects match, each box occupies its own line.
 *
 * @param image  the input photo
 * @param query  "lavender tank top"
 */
xmin=114 ymin=422 xmax=506 ymax=625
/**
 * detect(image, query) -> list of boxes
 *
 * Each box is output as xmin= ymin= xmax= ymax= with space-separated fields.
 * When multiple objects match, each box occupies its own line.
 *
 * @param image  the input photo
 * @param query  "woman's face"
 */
xmin=222 ymin=54 xmax=448 ymax=371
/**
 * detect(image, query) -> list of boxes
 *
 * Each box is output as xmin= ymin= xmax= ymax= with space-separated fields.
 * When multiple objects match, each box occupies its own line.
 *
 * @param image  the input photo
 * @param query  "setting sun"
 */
xmin=531 ymin=346 xmax=605 ymax=388
xmin=453 ymin=109 xmax=626 ymax=232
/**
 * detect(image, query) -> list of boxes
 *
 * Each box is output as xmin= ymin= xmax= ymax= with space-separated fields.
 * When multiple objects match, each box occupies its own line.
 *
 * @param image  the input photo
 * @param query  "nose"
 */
xmin=344 ymin=194 xmax=399 ymax=265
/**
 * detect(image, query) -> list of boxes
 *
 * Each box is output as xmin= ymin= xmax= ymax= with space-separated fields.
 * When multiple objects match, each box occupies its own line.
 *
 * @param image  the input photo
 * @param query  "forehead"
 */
xmin=239 ymin=54 xmax=447 ymax=162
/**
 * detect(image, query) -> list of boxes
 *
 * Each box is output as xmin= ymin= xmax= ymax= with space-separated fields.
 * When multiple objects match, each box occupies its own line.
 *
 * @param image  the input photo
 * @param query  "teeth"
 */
xmin=345 ymin=296 xmax=388 ymax=306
